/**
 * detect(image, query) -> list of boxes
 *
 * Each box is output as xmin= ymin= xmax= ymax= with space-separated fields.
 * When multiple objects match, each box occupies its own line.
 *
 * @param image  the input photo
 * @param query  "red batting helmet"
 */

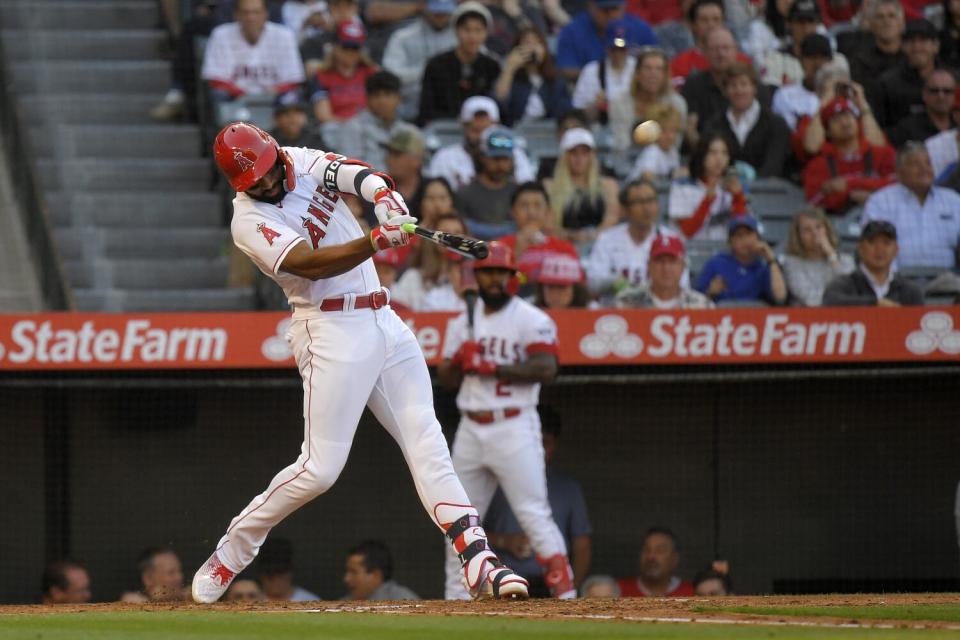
xmin=472 ymin=241 xmax=517 ymax=271
xmin=213 ymin=122 xmax=296 ymax=193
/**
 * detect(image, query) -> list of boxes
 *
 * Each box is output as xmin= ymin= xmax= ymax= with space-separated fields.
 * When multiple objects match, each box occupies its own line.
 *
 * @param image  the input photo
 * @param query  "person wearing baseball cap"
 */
xmin=310 ymin=19 xmax=378 ymax=123
xmin=695 ymin=215 xmax=788 ymax=305
xmin=758 ymin=0 xmax=850 ymax=89
xmin=456 ymin=126 xmax=521 ymax=239
xmin=802 ymin=95 xmax=896 ymax=214
xmin=822 ymin=220 xmax=923 ymax=306
xmin=874 ymin=18 xmax=942 ymax=129
xmin=554 ymin=0 xmax=657 ymax=81
xmin=417 ymin=1 xmax=500 ymax=125
xmin=616 ymin=234 xmax=714 ymax=308
xmin=571 ymin=19 xmax=638 ymax=119
xmin=771 ymin=34 xmax=837 ymax=132
xmin=426 ymin=95 xmax=536 ymax=190
xmin=534 ymin=253 xmax=590 ymax=309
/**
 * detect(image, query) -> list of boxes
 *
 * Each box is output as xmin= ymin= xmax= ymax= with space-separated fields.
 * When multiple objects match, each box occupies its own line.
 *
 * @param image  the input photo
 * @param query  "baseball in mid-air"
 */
xmin=632 ymin=120 xmax=662 ymax=145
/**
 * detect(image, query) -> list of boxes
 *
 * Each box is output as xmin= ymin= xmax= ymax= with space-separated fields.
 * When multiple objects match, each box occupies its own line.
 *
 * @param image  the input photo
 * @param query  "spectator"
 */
xmin=498 ymin=182 xmax=579 ymax=283
xmin=457 ymin=126 xmax=521 ymax=239
xmin=300 ymin=0 xmax=361 ymax=63
xmin=201 ymin=0 xmax=305 ymax=110
xmin=670 ymin=0 xmax=752 ymax=89
xmin=701 ymin=62 xmax=792 ymax=177
xmin=862 ymin=143 xmax=960 ymax=269
xmin=41 ymin=561 xmax=91 ymax=605
xmin=758 ymin=0 xmax=849 ymax=89
xmin=695 ymin=215 xmax=788 ymax=305
xmin=392 ymin=214 xmax=470 ymax=310
xmin=411 ymin=176 xmax=458 ymax=229
xmin=667 ymin=133 xmax=748 ymax=241
xmin=282 ymin=0 xmax=327 ymax=44
xmin=627 ymin=102 xmax=684 ymax=181
xmin=890 ymin=69 xmax=959 ymax=148
xmin=693 ymin=568 xmax=731 ymax=596
xmin=536 ymin=109 xmax=592 ymax=180
xmin=484 ymin=406 xmax=593 ymax=595
xmin=620 ymin=47 xmax=688 ymax=150
xmin=942 ymin=0 xmax=960 ymax=69
xmin=225 ymin=576 xmax=267 ymax=602
xmin=617 ymin=235 xmax=714 ymax=308
xmin=309 ymin=20 xmax=379 ymax=124
xmin=336 ymin=72 xmax=419 ymax=170
xmin=270 ymin=91 xmax=325 ymax=148
xmin=843 ymin=0 xmax=905 ymax=107
xmin=802 ymin=97 xmax=897 ymax=214
xmin=555 ymin=0 xmax=658 ymax=82
xmin=588 ymin=179 xmax=688 ymax=298
xmin=571 ymin=20 xmax=638 ymax=123
xmin=822 ymin=220 xmax=925 ymax=305
xmin=742 ymin=0 xmax=796 ymax=61
xmin=427 ymin=96 xmax=536 ymax=190
xmin=682 ymin=27 xmax=752 ymax=142
xmin=926 ymin=100 xmax=960 ymax=181
xmin=782 ymin=208 xmax=855 ymax=306
xmin=618 ymin=528 xmax=695 ymax=597
xmin=875 ymin=19 xmax=943 ymax=131
xmin=373 ymin=248 xmax=406 ymax=293
xmin=342 ymin=540 xmax=420 ymax=600
xmin=534 ymin=254 xmax=591 ymax=308
xmin=481 ymin=0 xmax=551 ymax=59
xmin=256 ymin=538 xmax=319 ymax=602
xmin=544 ymin=128 xmax=621 ymax=246
xmin=417 ymin=2 xmax=500 ymax=125
xmin=580 ymin=574 xmax=621 ymax=597
xmin=799 ymin=70 xmax=887 ymax=160
xmin=120 ymin=547 xmax=186 ymax=602
xmin=494 ymin=28 xmax=572 ymax=127
xmin=772 ymin=34 xmax=838 ymax=132
xmin=382 ymin=0 xmax=457 ymax=120
xmin=359 ymin=128 xmax=426 ymax=229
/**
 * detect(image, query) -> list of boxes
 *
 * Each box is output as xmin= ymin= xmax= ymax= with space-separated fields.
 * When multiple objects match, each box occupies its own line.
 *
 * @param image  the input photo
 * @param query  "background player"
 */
xmin=437 ymin=243 xmax=576 ymax=599
xmin=191 ymin=122 xmax=528 ymax=602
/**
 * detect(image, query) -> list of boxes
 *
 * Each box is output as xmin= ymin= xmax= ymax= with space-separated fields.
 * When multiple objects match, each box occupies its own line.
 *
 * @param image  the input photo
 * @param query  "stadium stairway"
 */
xmin=1 ymin=0 xmax=254 ymax=311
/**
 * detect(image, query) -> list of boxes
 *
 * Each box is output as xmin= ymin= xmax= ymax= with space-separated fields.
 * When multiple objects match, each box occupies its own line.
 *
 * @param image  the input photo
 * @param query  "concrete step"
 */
xmin=54 ymin=227 xmax=230 ymax=261
xmin=61 ymin=124 xmax=201 ymax=159
xmin=72 ymin=287 xmax=256 ymax=312
xmin=18 ymin=94 xmax=162 ymax=126
xmin=63 ymin=257 xmax=230 ymax=290
xmin=11 ymin=61 xmax=168 ymax=95
xmin=0 ymin=1 xmax=157 ymax=31
xmin=1 ymin=29 xmax=164 ymax=61
xmin=45 ymin=191 xmax=222 ymax=228
xmin=36 ymin=158 xmax=211 ymax=192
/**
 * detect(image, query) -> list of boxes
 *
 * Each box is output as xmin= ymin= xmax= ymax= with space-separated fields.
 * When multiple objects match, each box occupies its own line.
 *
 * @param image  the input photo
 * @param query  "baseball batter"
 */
xmin=438 ymin=243 xmax=576 ymax=599
xmin=191 ymin=122 xmax=528 ymax=602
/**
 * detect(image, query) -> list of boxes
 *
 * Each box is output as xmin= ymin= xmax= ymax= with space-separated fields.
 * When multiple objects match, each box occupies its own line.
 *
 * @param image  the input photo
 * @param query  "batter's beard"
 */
xmin=247 ymin=161 xmax=288 ymax=205
xmin=479 ymin=287 xmax=511 ymax=310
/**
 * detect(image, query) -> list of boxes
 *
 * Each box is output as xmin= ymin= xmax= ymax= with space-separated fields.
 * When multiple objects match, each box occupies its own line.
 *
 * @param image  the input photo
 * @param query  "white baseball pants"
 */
xmin=444 ymin=409 xmax=568 ymax=599
xmin=214 ymin=307 xmax=472 ymax=573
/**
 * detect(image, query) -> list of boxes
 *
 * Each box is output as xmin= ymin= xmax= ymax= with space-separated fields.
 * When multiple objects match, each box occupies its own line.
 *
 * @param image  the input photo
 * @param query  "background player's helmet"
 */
xmin=471 ymin=241 xmax=516 ymax=272
xmin=213 ymin=122 xmax=296 ymax=193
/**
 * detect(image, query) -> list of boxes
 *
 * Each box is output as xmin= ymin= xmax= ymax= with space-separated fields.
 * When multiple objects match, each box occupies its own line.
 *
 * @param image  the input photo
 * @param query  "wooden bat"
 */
xmin=400 ymin=223 xmax=489 ymax=259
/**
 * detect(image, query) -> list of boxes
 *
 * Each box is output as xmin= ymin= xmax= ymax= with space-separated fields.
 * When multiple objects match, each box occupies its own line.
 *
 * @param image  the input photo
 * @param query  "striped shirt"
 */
xmin=862 ymin=184 xmax=960 ymax=269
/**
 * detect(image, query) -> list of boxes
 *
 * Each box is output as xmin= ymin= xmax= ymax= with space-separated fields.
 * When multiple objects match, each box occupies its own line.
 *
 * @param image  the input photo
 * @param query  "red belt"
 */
xmin=319 ymin=289 xmax=388 ymax=312
xmin=465 ymin=408 xmax=521 ymax=424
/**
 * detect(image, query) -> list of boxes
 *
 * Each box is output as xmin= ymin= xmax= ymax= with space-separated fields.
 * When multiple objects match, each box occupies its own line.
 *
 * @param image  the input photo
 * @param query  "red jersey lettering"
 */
xmin=257 ymin=222 xmax=281 ymax=246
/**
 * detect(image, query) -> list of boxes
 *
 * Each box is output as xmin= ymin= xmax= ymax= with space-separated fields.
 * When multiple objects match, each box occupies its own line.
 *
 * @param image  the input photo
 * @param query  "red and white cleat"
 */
xmin=191 ymin=552 xmax=237 ymax=603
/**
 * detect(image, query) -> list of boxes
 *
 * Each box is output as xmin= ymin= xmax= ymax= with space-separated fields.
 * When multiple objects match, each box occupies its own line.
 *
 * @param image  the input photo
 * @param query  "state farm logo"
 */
xmin=905 ymin=312 xmax=960 ymax=355
xmin=261 ymin=318 xmax=294 ymax=362
xmin=579 ymin=315 xmax=643 ymax=359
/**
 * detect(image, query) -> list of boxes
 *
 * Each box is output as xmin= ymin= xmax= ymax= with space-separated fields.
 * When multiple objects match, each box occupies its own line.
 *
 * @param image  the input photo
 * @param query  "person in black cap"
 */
xmin=269 ymin=90 xmax=325 ymax=148
xmin=874 ymin=19 xmax=947 ymax=130
xmin=771 ymin=33 xmax=837 ymax=131
xmin=759 ymin=0 xmax=849 ymax=89
xmin=822 ymin=220 xmax=923 ymax=306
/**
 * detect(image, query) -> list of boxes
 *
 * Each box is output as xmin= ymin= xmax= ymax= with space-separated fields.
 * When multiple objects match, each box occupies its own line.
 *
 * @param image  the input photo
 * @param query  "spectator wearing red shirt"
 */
xmin=803 ymin=97 xmax=896 ymax=213
xmin=626 ymin=0 xmax=683 ymax=25
xmin=310 ymin=20 xmax=378 ymax=123
xmin=618 ymin=528 xmax=695 ymax=598
xmin=670 ymin=0 xmax=752 ymax=89
xmin=497 ymin=182 xmax=579 ymax=285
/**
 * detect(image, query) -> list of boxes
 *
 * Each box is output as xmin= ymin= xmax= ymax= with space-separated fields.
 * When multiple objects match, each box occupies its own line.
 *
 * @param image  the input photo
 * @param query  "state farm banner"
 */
xmin=0 ymin=307 xmax=957 ymax=371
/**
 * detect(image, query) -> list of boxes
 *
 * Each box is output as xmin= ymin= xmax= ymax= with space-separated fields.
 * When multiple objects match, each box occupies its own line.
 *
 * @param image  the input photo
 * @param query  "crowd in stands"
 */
xmin=152 ymin=0 xmax=959 ymax=308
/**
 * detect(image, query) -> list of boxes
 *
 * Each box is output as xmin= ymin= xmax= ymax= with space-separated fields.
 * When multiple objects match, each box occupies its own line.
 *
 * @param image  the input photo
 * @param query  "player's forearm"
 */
xmin=279 ymin=237 xmax=376 ymax=280
xmin=496 ymin=354 xmax=558 ymax=384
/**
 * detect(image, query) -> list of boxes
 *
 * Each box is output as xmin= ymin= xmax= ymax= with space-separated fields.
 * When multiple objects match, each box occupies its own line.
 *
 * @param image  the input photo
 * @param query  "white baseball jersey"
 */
xmin=442 ymin=297 xmax=557 ymax=412
xmin=426 ymin=144 xmax=535 ymax=191
xmin=201 ymin=22 xmax=305 ymax=95
xmin=231 ymin=147 xmax=380 ymax=317
xmin=586 ymin=223 xmax=689 ymax=291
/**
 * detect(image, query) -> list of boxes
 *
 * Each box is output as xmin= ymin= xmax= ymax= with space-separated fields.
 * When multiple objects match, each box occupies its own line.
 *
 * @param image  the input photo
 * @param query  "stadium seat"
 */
xmin=423 ymin=119 xmax=462 ymax=152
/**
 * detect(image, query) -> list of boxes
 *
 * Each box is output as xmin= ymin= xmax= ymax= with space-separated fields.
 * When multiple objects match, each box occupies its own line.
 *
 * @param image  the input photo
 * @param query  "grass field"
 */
xmin=3 ymin=596 xmax=959 ymax=640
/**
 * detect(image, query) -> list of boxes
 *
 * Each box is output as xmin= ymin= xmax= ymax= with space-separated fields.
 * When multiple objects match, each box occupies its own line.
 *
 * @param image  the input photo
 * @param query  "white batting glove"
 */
xmin=373 ymin=189 xmax=412 ymax=223
xmin=370 ymin=221 xmax=411 ymax=251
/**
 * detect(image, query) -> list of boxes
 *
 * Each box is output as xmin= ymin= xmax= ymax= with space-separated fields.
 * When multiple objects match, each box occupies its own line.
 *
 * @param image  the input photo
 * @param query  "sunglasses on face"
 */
xmin=924 ymin=87 xmax=955 ymax=94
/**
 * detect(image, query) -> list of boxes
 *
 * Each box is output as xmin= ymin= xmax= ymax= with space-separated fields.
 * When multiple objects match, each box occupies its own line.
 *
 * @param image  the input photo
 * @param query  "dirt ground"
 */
xmin=3 ymin=593 xmax=960 ymax=629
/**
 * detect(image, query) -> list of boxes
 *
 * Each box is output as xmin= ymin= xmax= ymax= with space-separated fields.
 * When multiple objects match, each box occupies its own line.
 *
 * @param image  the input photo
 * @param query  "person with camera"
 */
xmin=493 ymin=28 xmax=572 ymax=127
xmin=799 ymin=71 xmax=887 ymax=161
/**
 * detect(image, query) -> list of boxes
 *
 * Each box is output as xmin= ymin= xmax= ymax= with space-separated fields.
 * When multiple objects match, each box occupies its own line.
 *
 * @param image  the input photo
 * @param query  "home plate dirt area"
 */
xmin=4 ymin=593 xmax=960 ymax=630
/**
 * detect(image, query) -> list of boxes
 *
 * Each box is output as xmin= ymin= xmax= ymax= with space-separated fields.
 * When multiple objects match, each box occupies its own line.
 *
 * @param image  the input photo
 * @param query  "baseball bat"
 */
xmin=401 ymin=223 xmax=489 ymax=259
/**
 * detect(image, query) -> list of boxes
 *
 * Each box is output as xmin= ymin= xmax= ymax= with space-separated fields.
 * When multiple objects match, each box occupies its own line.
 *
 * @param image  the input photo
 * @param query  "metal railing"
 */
xmin=0 ymin=9 xmax=72 ymax=310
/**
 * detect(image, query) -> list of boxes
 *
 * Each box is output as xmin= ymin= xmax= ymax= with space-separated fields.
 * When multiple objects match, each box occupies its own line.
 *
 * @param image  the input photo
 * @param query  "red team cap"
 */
xmin=337 ymin=19 xmax=367 ymax=47
xmin=472 ymin=241 xmax=516 ymax=271
xmin=649 ymin=234 xmax=686 ymax=260
xmin=819 ymin=97 xmax=859 ymax=127
xmin=213 ymin=122 xmax=296 ymax=193
xmin=538 ymin=253 xmax=584 ymax=285
xmin=373 ymin=247 xmax=405 ymax=267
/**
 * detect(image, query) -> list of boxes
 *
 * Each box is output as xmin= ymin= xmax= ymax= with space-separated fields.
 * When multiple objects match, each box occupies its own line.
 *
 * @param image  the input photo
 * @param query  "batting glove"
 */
xmin=459 ymin=342 xmax=498 ymax=376
xmin=373 ymin=188 xmax=414 ymax=223
xmin=370 ymin=222 xmax=411 ymax=251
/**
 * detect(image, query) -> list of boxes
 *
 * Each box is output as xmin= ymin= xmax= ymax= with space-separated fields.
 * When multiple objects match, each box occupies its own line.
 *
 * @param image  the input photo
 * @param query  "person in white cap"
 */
xmin=426 ymin=96 xmax=535 ymax=190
